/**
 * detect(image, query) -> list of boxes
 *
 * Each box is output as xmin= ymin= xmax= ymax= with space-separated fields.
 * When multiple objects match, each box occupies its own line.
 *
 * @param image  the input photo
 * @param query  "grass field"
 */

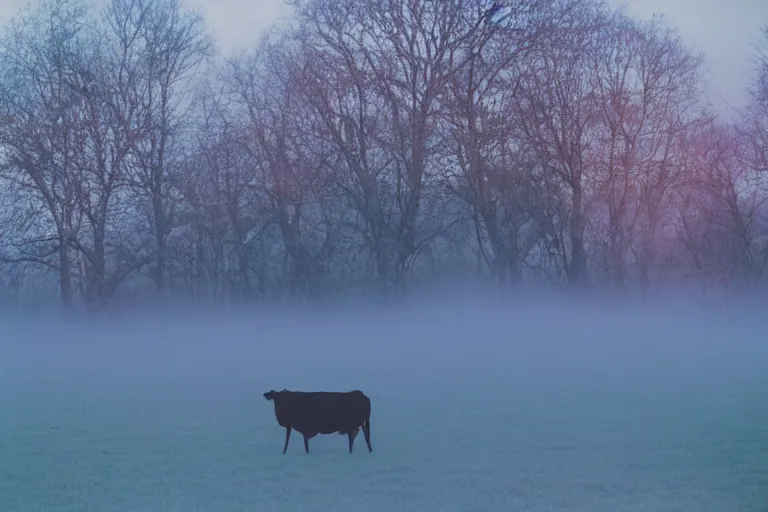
xmin=1 ymin=294 xmax=767 ymax=511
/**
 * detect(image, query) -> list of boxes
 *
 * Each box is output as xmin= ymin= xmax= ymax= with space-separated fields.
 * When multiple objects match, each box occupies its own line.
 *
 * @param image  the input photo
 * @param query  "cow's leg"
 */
xmin=363 ymin=420 xmax=372 ymax=452
xmin=282 ymin=427 xmax=292 ymax=454
xmin=347 ymin=429 xmax=358 ymax=453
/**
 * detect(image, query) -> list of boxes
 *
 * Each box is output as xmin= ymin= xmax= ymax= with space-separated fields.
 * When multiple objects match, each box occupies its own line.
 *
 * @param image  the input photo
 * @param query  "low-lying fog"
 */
xmin=1 ymin=289 xmax=766 ymax=511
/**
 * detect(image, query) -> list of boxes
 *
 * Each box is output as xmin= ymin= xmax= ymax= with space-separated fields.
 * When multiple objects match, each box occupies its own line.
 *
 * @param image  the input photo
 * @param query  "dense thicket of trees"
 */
xmin=0 ymin=0 xmax=766 ymax=310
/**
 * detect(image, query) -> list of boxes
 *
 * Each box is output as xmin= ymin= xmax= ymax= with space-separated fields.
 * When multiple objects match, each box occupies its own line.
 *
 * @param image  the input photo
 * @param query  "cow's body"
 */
xmin=263 ymin=389 xmax=372 ymax=454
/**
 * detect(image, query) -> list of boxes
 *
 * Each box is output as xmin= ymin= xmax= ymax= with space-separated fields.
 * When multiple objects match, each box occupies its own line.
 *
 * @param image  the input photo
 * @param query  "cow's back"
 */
xmin=287 ymin=391 xmax=370 ymax=434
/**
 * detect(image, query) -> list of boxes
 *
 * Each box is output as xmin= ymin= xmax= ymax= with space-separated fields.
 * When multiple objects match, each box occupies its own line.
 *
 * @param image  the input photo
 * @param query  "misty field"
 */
xmin=1 ymin=294 xmax=767 ymax=512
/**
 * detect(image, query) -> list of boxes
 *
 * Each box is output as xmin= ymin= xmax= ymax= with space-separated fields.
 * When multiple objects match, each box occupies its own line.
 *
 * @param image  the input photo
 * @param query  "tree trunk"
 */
xmin=153 ymin=192 xmax=167 ymax=291
xmin=58 ymin=238 xmax=73 ymax=308
xmin=568 ymin=183 xmax=588 ymax=287
xmin=237 ymin=247 xmax=250 ymax=299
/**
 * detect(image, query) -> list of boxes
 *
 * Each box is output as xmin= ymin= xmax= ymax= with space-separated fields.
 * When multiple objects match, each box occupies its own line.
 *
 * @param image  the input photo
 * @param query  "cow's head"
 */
xmin=263 ymin=389 xmax=289 ymax=401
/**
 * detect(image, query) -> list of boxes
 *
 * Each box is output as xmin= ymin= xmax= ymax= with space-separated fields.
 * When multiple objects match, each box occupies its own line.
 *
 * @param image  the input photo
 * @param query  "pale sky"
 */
xmin=0 ymin=0 xmax=766 ymax=114
xmin=614 ymin=0 xmax=767 ymax=115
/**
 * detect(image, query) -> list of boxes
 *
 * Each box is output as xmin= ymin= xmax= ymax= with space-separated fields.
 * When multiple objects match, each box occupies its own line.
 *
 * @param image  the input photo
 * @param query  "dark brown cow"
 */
xmin=263 ymin=389 xmax=372 ymax=454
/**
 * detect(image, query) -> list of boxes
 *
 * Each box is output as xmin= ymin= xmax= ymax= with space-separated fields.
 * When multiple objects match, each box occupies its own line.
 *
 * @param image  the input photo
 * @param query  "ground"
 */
xmin=1 ymin=294 xmax=767 ymax=511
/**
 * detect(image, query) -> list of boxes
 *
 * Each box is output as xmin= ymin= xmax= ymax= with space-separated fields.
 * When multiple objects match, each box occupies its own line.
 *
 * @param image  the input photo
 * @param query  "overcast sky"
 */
xmin=0 ymin=0 xmax=766 ymax=114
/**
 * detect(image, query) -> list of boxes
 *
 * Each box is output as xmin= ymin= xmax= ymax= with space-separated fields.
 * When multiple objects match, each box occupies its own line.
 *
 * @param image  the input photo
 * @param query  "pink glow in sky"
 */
xmin=0 ymin=0 xmax=765 ymax=113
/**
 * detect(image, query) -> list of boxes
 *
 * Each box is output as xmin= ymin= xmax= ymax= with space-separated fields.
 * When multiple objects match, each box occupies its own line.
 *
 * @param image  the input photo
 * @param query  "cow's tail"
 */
xmin=362 ymin=418 xmax=372 ymax=452
xmin=363 ymin=394 xmax=372 ymax=452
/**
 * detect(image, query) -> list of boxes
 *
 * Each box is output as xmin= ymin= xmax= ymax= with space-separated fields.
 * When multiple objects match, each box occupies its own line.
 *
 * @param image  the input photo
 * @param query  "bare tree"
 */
xmin=225 ymin=34 xmax=333 ymax=297
xmin=291 ymin=0 xmax=484 ymax=296
xmin=104 ymin=0 xmax=212 ymax=293
xmin=2 ymin=0 xmax=766 ymax=306
xmin=677 ymin=123 xmax=768 ymax=290
xmin=187 ymin=88 xmax=266 ymax=298
xmin=0 ymin=0 xmax=93 ymax=307
xmin=442 ymin=1 xmax=558 ymax=285
xmin=65 ymin=21 xmax=157 ymax=308
xmin=512 ymin=0 xmax=610 ymax=287
xmin=587 ymin=14 xmax=706 ymax=293
xmin=739 ymin=25 xmax=768 ymax=175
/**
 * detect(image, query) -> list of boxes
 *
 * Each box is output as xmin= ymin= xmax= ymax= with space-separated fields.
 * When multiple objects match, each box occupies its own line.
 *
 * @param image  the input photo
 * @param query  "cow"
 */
xmin=263 ymin=389 xmax=372 ymax=454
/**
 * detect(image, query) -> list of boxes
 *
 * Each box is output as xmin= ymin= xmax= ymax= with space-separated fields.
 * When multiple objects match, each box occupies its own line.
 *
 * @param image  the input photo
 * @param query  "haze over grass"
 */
xmin=1 ymin=288 xmax=766 ymax=511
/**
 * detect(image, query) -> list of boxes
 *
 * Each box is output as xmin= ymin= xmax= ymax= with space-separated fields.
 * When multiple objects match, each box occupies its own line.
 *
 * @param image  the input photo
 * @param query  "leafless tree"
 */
xmin=291 ymin=0 xmax=486 ymax=296
xmin=442 ymin=1 xmax=562 ymax=285
xmin=225 ymin=33 xmax=333 ymax=297
xmin=0 ymin=0 xmax=94 ymax=307
xmin=104 ymin=0 xmax=213 ymax=293
xmin=511 ymin=0 xmax=610 ymax=287
xmin=587 ymin=14 xmax=706 ymax=293
xmin=739 ymin=25 xmax=768 ymax=175
xmin=64 ymin=20 xmax=158 ymax=308
xmin=2 ymin=0 xmax=767 ymax=307
xmin=676 ymin=123 xmax=768 ymax=291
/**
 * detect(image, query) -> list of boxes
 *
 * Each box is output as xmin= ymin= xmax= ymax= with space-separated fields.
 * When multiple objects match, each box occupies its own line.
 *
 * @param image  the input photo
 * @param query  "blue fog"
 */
xmin=1 ymin=292 xmax=767 ymax=511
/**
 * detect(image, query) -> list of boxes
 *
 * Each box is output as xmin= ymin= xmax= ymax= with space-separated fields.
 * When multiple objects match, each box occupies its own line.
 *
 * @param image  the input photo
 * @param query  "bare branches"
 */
xmin=103 ymin=0 xmax=213 ymax=292
xmin=1 ymin=0 xmax=767 ymax=308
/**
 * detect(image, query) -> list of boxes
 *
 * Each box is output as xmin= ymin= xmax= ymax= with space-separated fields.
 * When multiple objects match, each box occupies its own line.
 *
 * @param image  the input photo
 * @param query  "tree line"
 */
xmin=0 ymin=0 xmax=766 ymax=310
